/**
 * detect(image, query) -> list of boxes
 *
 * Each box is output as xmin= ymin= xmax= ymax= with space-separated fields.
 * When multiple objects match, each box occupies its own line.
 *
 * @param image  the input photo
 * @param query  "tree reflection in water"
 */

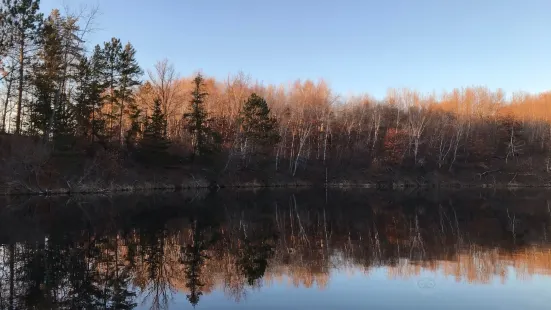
xmin=0 ymin=189 xmax=550 ymax=309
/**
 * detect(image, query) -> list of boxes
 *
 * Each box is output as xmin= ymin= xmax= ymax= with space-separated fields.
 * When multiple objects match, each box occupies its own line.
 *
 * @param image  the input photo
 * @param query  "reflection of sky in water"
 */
xmin=3 ymin=190 xmax=551 ymax=309
xmin=136 ymin=265 xmax=551 ymax=309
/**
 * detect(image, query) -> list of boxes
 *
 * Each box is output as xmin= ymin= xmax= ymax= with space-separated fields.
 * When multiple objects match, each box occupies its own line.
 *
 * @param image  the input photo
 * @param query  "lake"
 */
xmin=0 ymin=189 xmax=550 ymax=309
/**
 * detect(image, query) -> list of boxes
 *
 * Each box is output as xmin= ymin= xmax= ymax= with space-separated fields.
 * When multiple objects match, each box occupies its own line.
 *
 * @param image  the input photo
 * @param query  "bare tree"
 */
xmin=401 ymin=89 xmax=430 ymax=164
xmin=148 ymin=59 xmax=179 ymax=119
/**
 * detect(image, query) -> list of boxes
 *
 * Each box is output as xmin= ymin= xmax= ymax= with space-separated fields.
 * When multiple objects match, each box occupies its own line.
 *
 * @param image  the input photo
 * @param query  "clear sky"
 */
xmin=40 ymin=0 xmax=551 ymax=99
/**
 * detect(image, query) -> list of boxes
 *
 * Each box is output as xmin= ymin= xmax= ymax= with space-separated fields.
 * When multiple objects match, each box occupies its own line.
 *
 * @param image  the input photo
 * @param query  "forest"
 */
xmin=2 ymin=0 xmax=551 ymax=193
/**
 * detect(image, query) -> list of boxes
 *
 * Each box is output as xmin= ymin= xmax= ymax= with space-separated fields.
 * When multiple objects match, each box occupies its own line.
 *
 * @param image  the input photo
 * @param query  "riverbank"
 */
xmin=4 ymin=130 xmax=551 ymax=196
xmin=4 ymin=176 xmax=551 ymax=196
xmin=4 ymin=136 xmax=551 ymax=195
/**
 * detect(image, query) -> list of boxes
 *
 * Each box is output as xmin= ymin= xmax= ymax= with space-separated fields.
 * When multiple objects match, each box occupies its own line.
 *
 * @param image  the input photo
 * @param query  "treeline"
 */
xmin=2 ymin=1 xmax=551 ymax=190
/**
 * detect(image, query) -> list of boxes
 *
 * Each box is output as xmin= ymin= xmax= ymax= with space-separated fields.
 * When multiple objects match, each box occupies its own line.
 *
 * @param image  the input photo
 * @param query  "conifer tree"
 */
xmin=29 ymin=9 xmax=63 ymax=136
xmin=99 ymin=39 xmax=141 ymax=143
xmin=240 ymin=93 xmax=280 ymax=155
xmin=182 ymin=222 xmax=208 ymax=307
xmin=51 ymin=95 xmax=74 ymax=145
xmin=143 ymin=99 xmax=166 ymax=142
xmin=2 ymin=0 xmax=43 ymax=134
xmin=117 ymin=42 xmax=142 ymax=145
xmin=124 ymin=102 xmax=141 ymax=149
xmin=75 ymin=45 xmax=107 ymax=141
xmin=0 ymin=6 xmax=13 ymax=132
xmin=184 ymin=73 xmax=220 ymax=159
xmin=139 ymin=98 xmax=170 ymax=162
xmin=102 ymin=37 xmax=122 ymax=137
xmin=0 ymin=4 xmax=13 ymax=66
xmin=237 ymin=238 xmax=275 ymax=286
xmin=30 ymin=9 xmax=82 ymax=140
xmin=74 ymin=56 xmax=93 ymax=137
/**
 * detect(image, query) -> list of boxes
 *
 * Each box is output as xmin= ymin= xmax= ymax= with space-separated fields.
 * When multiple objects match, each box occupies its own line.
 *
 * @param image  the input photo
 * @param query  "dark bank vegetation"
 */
xmin=0 ymin=189 xmax=551 ymax=308
xmin=2 ymin=1 xmax=551 ymax=194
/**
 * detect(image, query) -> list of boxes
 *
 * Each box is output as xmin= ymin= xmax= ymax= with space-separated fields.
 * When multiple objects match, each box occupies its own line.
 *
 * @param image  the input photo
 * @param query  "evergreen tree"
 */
xmin=102 ymin=37 xmax=122 ymax=137
xmin=62 ymin=242 xmax=103 ymax=309
xmin=139 ymin=98 xmax=170 ymax=163
xmin=74 ymin=45 xmax=107 ymax=141
xmin=73 ymin=57 xmax=91 ymax=137
xmin=238 ymin=238 xmax=275 ymax=286
xmin=0 ymin=5 xmax=14 ymax=132
xmin=51 ymin=94 xmax=74 ymax=144
xmin=143 ymin=99 xmax=166 ymax=143
xmin=116 ymin=42 xmax=142 ymax=145
xmin=184 ymin=73 xmax=220 ymax=159
xmin=182 ymin=222 xmax=208 ymax=307
xmin=99 ymin=38 xmax=141 ymax=143
xmin=0 ymin=4 xmax=13 ymax=65
xmin=107 ymin=272 xmax=137 ymax=310
xmin=29 ymin=9 xmax=63 ymax=136
xmin=30 ymin=9 xmax=81 ymax=143
xmin=124 ymin=101 xmax=141 ymax=149
xmin=240 ymin=93 xmax=280 ymax=155
xmin=2 ymin=0 xmax=43 ymax=134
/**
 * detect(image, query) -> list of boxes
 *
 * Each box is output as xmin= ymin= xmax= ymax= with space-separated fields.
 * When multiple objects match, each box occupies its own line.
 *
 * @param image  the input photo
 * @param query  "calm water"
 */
xmin=0 ymin=189 xmax=550 ymax=309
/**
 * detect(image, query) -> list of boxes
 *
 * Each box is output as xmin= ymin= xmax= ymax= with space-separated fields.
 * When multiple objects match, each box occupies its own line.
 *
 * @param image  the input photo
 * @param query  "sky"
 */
xmin=39 ymin=0 xmax=551 ymax=99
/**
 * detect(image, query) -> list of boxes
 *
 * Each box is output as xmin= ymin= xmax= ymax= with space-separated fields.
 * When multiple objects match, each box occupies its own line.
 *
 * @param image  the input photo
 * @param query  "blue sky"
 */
xmin=40 ymin=0 xmax=551 ymax=99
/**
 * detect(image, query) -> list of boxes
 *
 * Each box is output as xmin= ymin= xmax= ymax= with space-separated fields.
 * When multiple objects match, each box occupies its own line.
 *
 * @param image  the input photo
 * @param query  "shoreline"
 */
xmin=3 ymin=179 xmax=551 ymax=196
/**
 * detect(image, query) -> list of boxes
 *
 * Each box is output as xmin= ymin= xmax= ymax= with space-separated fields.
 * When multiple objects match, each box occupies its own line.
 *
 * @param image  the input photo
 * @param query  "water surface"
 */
xmin=0 ymin=189 xmax=550 ymax=309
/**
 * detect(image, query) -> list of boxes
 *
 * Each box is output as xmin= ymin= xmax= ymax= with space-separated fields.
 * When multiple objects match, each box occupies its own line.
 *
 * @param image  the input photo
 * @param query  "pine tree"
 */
xmin=74 ymin=45 xmax=107 ymax=141
xmin=29 ymin=9 xmax=64 ymax=136
xmin=2 ymin=0 xmax=43 ymax=134
xmin=51 ymin=94 xmax=74 ymax=144
xmin=238 ymin=238 xmax=275 ymax=286
xmin=74 ymin=56 xmax=92 ymax=137
xmin=29 ymin=9 xmax=84 ymax=141
xmin=139 ymin=98 xmax=170 ymax=163
xmin=116 ymin=42 xmax=142 ymax=145
xmin=108 ymin=273 xmax=137 ymax=310
xmin=0 ymin=4 xmax=13 ymax=65
xmin=240 ymin=93 xmax=280 ymax=155
xmin=124 ymin=101 xmax=141 ymax=149
xmin=184 ymin=73 xmax=220 ymax=160
xmin=99 ymin=39 xmax=142 ymax=143
xmin=0 ymin=6 xmax=13 ymax=131
xmin=102 ymin=37 xmax=122 ymax=138
xmin=182 ymin=222 xmax=208 ymax=307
